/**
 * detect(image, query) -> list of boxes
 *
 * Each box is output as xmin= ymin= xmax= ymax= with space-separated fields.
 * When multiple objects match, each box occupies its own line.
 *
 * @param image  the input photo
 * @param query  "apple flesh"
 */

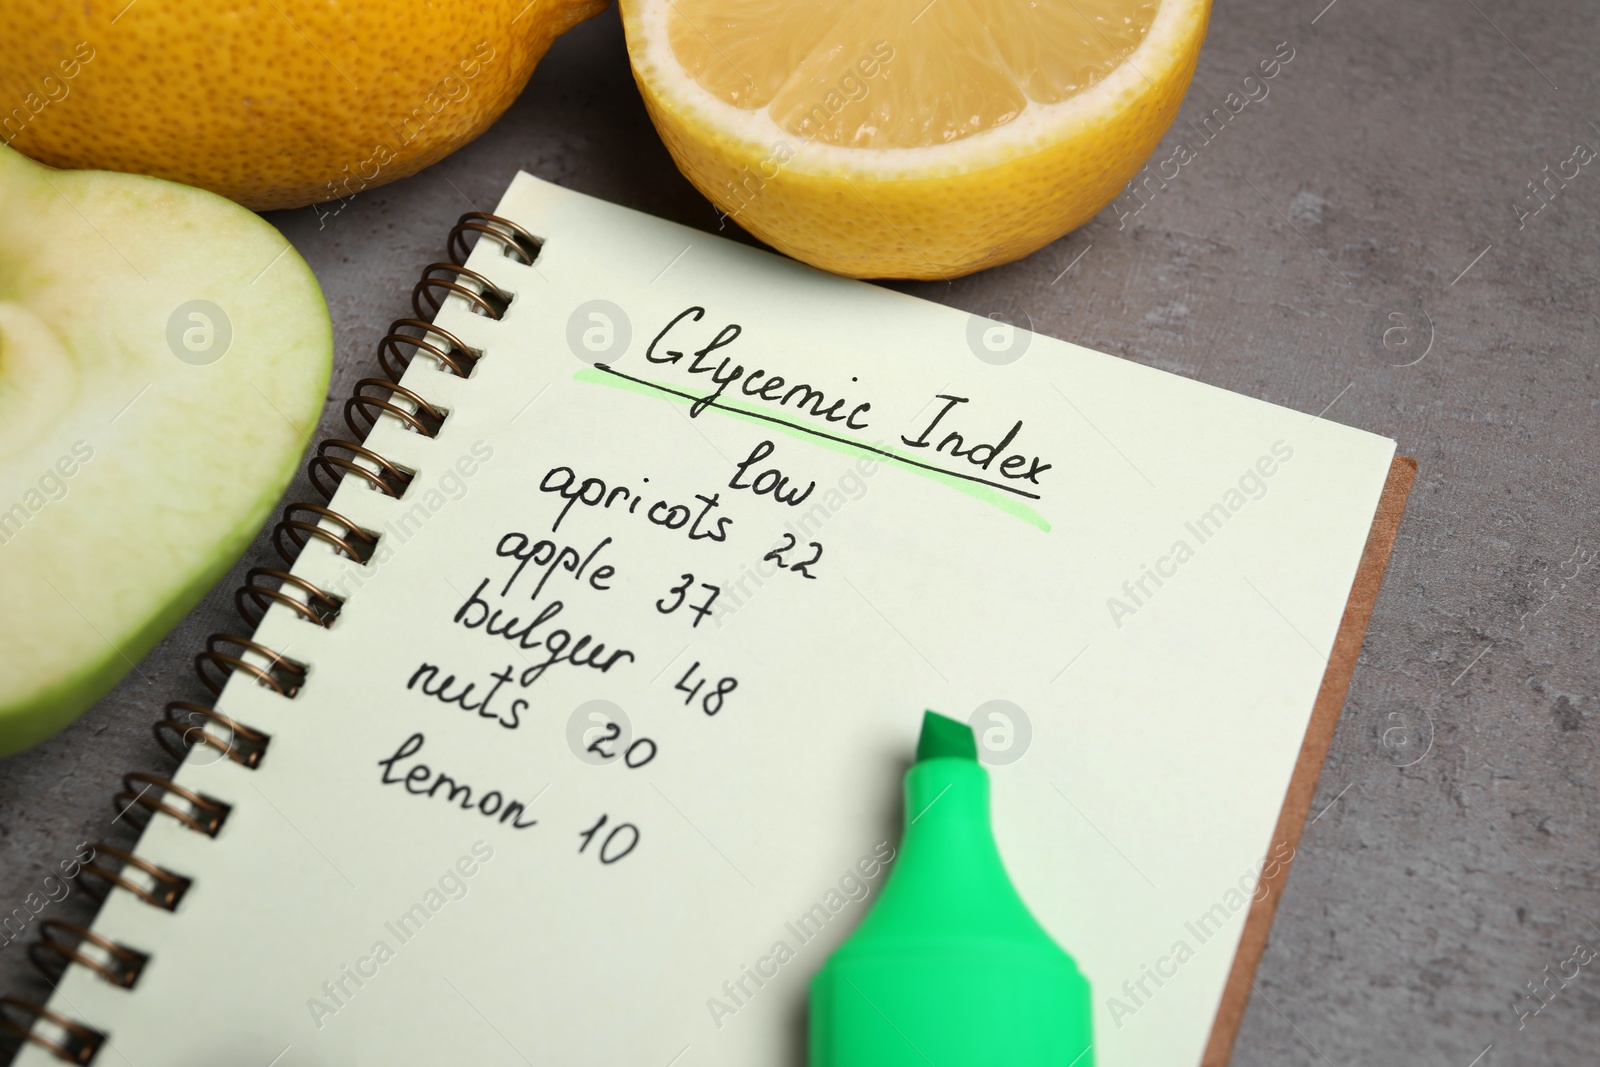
xmin=0 ymin=144 xmax=331 ymax=755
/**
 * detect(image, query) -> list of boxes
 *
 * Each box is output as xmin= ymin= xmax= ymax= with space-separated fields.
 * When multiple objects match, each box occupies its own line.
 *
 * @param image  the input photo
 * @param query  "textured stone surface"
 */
xmin=3 ymin=2 xmax=1597 ymax=1063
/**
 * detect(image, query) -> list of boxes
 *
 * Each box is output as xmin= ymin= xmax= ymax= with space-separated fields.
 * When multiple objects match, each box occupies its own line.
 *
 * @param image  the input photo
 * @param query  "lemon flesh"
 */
xmin=671 ymin=0 xmax=1158 ymax=147
xmin=624 ymin=0 xmax=1209 ymax=278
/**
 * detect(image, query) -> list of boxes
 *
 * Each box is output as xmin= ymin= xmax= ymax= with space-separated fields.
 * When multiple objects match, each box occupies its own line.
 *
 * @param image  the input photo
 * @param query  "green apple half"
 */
xmin=0 ymin=144 xmax=330 ymax=755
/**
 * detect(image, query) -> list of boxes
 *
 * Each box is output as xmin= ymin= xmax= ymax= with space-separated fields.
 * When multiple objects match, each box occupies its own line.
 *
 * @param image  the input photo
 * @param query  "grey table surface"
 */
xmin=4 ymin=1 xmax=1597 ymax=1063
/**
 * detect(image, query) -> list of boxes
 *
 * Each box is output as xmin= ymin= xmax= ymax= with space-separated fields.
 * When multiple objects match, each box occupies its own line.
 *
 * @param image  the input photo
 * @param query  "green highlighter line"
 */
xmin=810 ymin=711 xmax=1095 ymax=1066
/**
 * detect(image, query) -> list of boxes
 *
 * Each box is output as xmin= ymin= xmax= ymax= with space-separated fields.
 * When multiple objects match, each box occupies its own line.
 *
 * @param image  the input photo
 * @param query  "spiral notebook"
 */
xmin=5 ymin=174 xmax=1412 ymax=1067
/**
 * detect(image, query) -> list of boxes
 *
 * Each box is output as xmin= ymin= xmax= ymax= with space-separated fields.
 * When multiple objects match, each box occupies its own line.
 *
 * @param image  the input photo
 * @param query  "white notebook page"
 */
xmin=20 ymin=174 xmax=1395 ymax=1067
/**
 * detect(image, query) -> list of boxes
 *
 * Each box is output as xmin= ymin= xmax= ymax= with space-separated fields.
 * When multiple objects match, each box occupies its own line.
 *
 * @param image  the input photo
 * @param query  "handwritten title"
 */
xmin=629 ymin=306 xmax=1054 ymax=497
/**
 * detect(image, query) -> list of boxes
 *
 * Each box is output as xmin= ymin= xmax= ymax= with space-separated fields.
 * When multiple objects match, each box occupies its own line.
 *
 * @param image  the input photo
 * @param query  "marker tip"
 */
xmin=916 ymin=710 xmax=978 ymax=763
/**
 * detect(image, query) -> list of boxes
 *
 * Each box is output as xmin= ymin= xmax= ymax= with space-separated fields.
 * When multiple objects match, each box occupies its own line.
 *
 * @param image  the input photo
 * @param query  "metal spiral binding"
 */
xmin=29 ymin=924 xmax=148 ymax=990
xmin=2 ymin=211 xmax=528 ymax=1064
xmin=273 ymin=503 xmax=377 ymax=564
xmin=0 ymin=1000 xmax=102 ymax=1065
xmin=111 ymin=776 xmax=229 ymax=838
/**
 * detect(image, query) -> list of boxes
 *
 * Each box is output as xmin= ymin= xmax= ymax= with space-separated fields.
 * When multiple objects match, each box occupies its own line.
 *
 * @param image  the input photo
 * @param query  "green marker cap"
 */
xmin=810 ymin=711 xmax=1094 ymax=1066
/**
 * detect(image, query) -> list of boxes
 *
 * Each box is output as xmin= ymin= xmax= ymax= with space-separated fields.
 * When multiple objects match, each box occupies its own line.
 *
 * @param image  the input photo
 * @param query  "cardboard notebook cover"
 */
xmin=1203 ymin=454 xmax=1416 ymax=1065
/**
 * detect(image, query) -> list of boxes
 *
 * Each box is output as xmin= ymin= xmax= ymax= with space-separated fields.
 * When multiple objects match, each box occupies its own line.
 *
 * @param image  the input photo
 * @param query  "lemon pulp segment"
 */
xmin=668 ymin=0 xmax=1158 ymax=148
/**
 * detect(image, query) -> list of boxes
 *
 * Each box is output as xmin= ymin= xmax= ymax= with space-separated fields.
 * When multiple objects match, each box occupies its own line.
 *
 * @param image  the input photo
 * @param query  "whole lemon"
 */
xmin=0 ymin=0 xmax=607 ymax=210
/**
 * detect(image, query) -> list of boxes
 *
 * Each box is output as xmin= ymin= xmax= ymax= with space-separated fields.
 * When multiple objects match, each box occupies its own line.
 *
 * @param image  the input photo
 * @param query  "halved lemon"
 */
xmin=621 ymin=0 xmax=1211 ymax=279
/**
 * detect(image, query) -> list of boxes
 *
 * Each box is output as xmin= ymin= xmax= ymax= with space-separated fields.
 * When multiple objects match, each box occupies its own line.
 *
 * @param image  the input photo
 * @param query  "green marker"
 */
xmin=810 ymin=711 xmax=1094 ymax=1066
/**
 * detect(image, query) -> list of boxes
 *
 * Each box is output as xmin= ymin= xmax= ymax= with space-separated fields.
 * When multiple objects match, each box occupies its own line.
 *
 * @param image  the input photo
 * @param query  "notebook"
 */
xmin=5 ymin=174 xmax=1412 ymax=1067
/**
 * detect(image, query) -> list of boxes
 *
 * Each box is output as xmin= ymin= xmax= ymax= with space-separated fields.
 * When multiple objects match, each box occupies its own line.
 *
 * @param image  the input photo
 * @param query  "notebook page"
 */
xmin=20 ymin=174 xmax=1394 ymax=1067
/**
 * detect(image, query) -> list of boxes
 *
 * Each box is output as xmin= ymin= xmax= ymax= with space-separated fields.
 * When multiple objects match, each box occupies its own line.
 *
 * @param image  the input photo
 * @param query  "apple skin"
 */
xmin=0 ymin=144 xmax=332 ymax=756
